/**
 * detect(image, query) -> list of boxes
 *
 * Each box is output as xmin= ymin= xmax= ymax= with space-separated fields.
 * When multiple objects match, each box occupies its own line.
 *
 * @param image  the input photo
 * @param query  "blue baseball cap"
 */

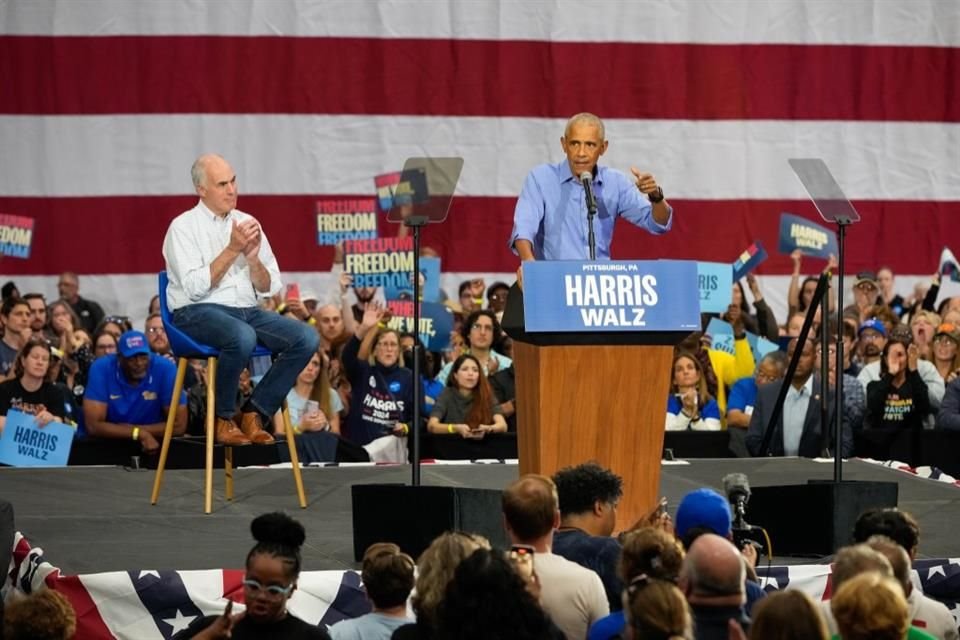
xmin=858 ymin=318 xmax=887 ymax=338
xmin=118 ymin=330 xmax=151 ymax=358
xmin=675 ymin=488 xmax=733 ymax=539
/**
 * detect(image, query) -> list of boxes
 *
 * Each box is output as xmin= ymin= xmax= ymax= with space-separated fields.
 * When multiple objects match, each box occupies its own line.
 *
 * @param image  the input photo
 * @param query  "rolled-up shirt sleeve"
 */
xmin=163 ymin=220 xmax=212 ymax=302
xmin=617 ymin=176 xmax=672 ymax=234
xmin=508 ymin=171 xmax=545 ymax=256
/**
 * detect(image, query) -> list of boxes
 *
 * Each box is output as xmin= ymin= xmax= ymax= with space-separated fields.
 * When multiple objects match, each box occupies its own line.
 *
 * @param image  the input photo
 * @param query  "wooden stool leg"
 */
xmin=283 ymin=404 xmax=307 ymax=508
xmin=151 ymin=357 xmax=188 ymax=505
xmin=224 ymin=446 xmax=234 ymax=501
xmin=204 ymin=357 xmax=218 ymax=514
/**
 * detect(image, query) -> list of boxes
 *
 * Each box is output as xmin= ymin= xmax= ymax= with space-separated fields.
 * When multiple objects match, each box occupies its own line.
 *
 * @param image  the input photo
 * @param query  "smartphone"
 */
xmin=656 ymin=497 xmax=669 ymax=518
xmin=285 ymin=283 xmax=300 ymax=301
xmin=509 ymin=545 xmax=535 ymax=580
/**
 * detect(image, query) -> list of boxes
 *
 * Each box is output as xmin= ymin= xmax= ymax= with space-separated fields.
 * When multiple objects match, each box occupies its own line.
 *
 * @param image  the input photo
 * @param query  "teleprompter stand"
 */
xmin=749 ymin=159 xmax=896 ymax=556
xmin=350 ymin=158 xmax=508 ymax=560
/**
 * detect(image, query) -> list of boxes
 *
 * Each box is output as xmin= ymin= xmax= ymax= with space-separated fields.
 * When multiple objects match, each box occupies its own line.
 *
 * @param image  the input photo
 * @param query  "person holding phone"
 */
xmin=865 ymin=339 xmax=930 ymax=431
xmin=665 ymin=352 xmax=721 ymax=431
xmin=427 ymin=354 xmax=507 ymax=439
xmin=274 ymin=350 xmax=341 ymax=436
xmin=172 ymin=512 xmax=329 ymax=639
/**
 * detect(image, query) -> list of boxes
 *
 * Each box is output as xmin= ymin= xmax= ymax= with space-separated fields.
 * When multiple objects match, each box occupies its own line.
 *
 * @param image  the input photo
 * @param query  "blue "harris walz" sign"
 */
xmin=521 ymin=260 xmax=700 ymax=332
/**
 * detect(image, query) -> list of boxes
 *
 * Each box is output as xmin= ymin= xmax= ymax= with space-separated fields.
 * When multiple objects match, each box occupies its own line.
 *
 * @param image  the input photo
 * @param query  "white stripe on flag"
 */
xmin=78 ymin=571 xmax=167 ymax=640
xmin=5 ymin=0 xmax=959 ymax=46
xmin=2 ymin=115 xmax=958 ymax=200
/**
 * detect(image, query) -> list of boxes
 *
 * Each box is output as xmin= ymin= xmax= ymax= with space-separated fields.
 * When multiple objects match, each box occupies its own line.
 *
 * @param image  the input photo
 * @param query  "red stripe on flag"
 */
xmin=223 ymin=568 xmax=246 ymax=604
xmin=52 ymin=575 xmax=115 ymax=640
xmin=1 ymin=36 xmax=957 ymax=121
xmin=0 ymin=195 xmax=957 ymax=275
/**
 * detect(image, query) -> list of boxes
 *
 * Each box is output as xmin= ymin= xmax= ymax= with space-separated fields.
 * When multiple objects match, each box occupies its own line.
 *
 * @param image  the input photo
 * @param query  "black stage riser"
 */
xmin=747 ymin=480 xmax=899 ymax=556
xmin=352 ymin=484 xmax=506 ymax=561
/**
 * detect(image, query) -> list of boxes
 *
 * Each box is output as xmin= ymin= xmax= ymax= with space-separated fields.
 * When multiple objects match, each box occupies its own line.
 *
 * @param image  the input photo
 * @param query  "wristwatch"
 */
xmin=648 ymin=187 xmax=665 ymax=204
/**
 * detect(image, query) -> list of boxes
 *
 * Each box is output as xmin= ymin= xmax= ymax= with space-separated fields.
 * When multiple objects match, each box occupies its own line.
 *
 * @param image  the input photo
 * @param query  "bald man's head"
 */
xmin=680 ymin=533 xmax=745 ymax=604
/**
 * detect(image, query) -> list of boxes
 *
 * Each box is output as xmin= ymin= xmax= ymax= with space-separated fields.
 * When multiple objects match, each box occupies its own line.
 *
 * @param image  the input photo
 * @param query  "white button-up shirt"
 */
xmin=162 ymin=200 xmax=283 ymax=311
xmin=782 ymin=376 xmax=814 ymax=456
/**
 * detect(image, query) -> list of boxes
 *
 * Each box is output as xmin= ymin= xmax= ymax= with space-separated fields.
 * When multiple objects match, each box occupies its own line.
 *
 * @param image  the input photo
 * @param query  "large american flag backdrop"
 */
xmin=1 ymin=1 xmax=959 ymax=318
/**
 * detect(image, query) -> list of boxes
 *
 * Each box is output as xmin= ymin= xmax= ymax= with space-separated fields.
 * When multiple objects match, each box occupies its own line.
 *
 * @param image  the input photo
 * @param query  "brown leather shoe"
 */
xmin=240 ymin=412 xmax=276 ymax=444
xmin=215 ymin=417 xmax=252 ymax=446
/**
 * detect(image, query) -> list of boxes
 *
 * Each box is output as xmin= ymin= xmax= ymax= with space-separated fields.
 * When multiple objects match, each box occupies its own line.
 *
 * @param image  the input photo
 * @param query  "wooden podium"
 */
xmin=502 ymin=261 xmax=698 ymax=532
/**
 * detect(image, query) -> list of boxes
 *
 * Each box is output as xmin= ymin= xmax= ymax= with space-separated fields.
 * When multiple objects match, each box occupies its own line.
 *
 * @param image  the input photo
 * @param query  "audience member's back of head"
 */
xmin=674 ymin=488 xmax=732 ymax=550
xmin=680 ymin=533 xmax=745 ymax=602
xmin=552 ymin=461 xmax=623 ymax=516
xmin=623 ymin=576 xmax=693 ymax=640
xmin=3 ymin=589 xmax=77 ymax=640
xmin=831 ymin=571 xmax=909 ymax=640
xmin=412 ymin=531 xmax=490 ymax=629
xmin=864 ymin=535 xmax=912 ymax=595
xmin=852 ymin=508 xmax=920 ymax=557
xmin=619 ymin=526 xmax=685 ymax=583
xmin=747 ymin=590 xmax=829 ymax=640
xmin=830 ymin=543 xmax=893 ymax=593
xmin=502 ymin=474 xmax=558 ymax=541
xmin=436 ymin=548 xmax=554 ymax=640
xmin=361 ymin=542 xmax=416 ymax=610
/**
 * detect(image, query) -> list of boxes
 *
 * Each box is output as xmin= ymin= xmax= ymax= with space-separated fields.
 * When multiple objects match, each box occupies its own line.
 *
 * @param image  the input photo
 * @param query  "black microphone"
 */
xmin=722 ymin=473 xmax=751 ymax=529
xmin=579 ymin=171 xmax=597 ymax=214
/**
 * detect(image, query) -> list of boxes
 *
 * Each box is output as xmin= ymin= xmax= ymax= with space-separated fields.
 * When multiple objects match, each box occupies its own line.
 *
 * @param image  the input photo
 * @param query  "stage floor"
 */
xmin=4 ymin=458 xmax=959 ymax=574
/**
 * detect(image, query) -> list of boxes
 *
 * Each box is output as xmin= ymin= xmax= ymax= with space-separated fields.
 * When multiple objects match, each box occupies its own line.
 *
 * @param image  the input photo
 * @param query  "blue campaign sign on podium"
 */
xmin=521 ymin=260 xmax=701 ymax=333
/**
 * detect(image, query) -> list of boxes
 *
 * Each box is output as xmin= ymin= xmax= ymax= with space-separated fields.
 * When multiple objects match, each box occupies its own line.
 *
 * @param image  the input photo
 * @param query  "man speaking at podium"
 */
xmin=508 ymin=112 xmax=673 ymax=264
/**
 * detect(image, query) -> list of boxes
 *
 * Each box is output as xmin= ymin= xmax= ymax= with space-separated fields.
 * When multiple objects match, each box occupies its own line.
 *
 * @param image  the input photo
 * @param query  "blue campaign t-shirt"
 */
xmin=727 ymin=377 xmax=758 ymax=414
xmin=84 ymin=354 xmax=186 ymax=425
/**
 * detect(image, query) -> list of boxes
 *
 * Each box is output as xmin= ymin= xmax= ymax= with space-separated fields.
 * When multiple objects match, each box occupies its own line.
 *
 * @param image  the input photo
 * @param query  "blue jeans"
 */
xmin=172 ymin=304 xmax=319 ymax=419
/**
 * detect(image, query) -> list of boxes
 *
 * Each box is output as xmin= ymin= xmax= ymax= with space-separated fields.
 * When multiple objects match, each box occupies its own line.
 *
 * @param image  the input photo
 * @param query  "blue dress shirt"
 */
xmin=509 ymin=160 xmax=672 ymax=260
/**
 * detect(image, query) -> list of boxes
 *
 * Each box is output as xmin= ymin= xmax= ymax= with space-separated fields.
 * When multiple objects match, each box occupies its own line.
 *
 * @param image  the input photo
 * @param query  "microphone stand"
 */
xmin=581 ymin=174 xmax=598 ymax=260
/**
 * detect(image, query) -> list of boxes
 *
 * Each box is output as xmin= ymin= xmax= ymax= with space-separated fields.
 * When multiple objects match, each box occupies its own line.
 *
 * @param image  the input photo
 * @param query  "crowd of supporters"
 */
xmin=6 ymin=463 xmax=956 ymax=639
xmin=1 ymin=256 xmax=960 ymax=464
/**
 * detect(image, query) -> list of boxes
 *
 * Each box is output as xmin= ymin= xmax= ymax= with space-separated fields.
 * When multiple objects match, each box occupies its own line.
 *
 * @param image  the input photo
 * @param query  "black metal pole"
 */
xmin=819 ymin=275 xmax=831 ymax=458
xmin=834 ymin=221 xmax=849 ymax=482
xmin=587 ymin=210 xmax=597 ymax=260
xmin=407 ymin=219 xmax=425 ymax=487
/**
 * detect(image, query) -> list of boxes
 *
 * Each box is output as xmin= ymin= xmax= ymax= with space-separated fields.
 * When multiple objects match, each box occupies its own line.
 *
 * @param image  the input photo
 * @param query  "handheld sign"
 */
xmin=384 ymin=256 xmax=441 ymax=302
xmin=315 ymin=198 xmax=378 ymax=245
xmin=778 ymin=213 xmax=838 ymax=259
xmin=732 ymin=241 xmax=768 ymax=281
xmin=384 ymin=300 xmax=454 ymax=351
xmin=0 ymin=409 xmax=74 ymax=467
xmin=0 ymin=214 xmax=34 ymax=259
xmin=374 ymin=172 xmax=401 ymax=213
xmin=705 ymin=317 xmax=736 ymax=355
xmin=697 ymin=262 xmax=733 ymax=314
xmin=521 ymin=260 xmax=700 ymax=333
xmin=343 ymin=236 xmax=414 ymax=289
xmin=939 ymin=247 xmax=960 ymax=283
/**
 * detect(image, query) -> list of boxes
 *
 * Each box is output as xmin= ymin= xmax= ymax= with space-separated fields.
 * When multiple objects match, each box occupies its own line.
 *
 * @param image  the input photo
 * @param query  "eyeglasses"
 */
xmin=242 ymin=578 xmax=293 ymax=598
xmin=471 ymin=323 xmax=494 ymax=332
xmin=146 ymin=326 xmax=165 ymax=334
xmin=860 ymin=333 xmax=885 ymax=342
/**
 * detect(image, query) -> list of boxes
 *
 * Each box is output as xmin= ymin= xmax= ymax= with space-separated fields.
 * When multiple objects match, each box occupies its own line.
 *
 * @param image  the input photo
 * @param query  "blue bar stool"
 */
xmin=150 ymin=272 xmax=307 ymax=513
